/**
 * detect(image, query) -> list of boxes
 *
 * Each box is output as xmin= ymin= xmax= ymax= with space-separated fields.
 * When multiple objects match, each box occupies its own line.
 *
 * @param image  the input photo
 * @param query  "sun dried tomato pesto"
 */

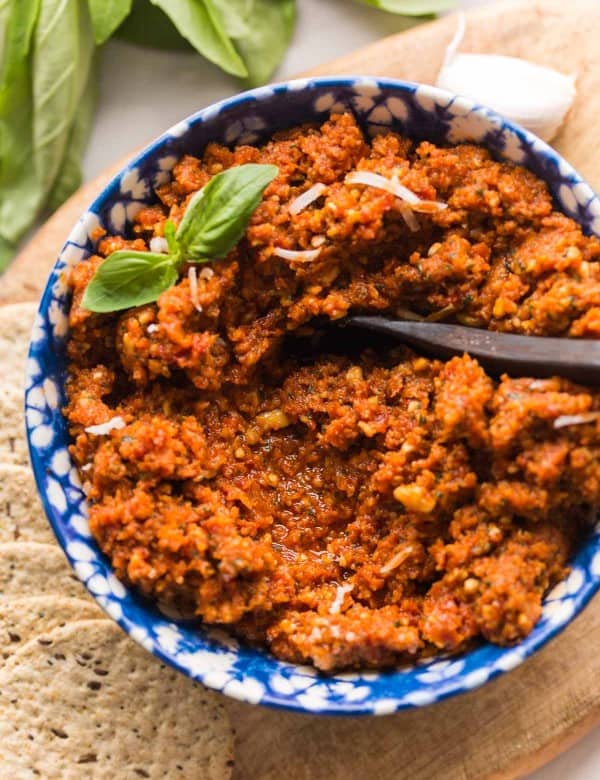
xmin=65 ymin=114 xmax=600 ymax=671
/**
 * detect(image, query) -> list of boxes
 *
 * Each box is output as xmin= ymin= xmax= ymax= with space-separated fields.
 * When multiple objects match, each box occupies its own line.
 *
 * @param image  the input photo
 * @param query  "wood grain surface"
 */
xmin=3 ymin=1 xmax=600 ymax=777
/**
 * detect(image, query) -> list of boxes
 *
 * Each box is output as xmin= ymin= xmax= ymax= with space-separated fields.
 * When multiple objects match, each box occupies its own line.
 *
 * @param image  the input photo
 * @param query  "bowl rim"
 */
xmin=25 ymin=75 xmax=600 ymax=715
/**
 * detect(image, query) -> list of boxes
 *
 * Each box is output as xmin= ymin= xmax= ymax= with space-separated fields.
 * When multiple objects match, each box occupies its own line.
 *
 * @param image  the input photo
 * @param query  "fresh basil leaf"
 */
xmin=0 ymin=0 xmax=98 ymax=252
xmin=164 ymin=219 xmax=178 ymax=252
xmin=211 ymin=0 xmax=253 ymax=38
xmin=149 ymin=0 xmax=248 ymax=77
xmin=117 ymin=0 xmax=291 ymax=84
xmin=176 ymin=163 xmax=278 ymax=261
xmin=0 ymin=0 xmax=95 ymax=247
xmin=0 ymin=233 xmax=14 ymax=273
xmin=82 ymin=251 xmax=180 ymax=312
xmin=0 ymin=0 xmax=39 ymax=86
xmin=356 ymin=0 xmax=455 ymax=14
xmin=0 ymin=0 xmax=41 ymax=247
xmin=88 ymin=0 xmax=133 ymax=45
xmin=48 ymin=60 xmax=98 ymax=213
xmin=229 ymin=0 xmax=295 ymax=87
xmin=0 ymin=0 xmax=13 ymax=70
xmin=31 ymin=0 xmax=95 ymax=207
xmin=84 ymin=164 xmax=278 ymax=311
xmin=115 ymin=0 xmax=193 ymax=50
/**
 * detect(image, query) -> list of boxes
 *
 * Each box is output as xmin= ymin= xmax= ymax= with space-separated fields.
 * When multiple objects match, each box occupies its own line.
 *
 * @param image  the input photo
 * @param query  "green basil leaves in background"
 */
xmin=116 ymin=0 xmax=296 ymax=85
xmin=88 ymin=0 xmax=132 ymax=45
xmin=0 ymin=0 xmax=95 ymax=271
xmin=0 ymin=0 xmax=43 ymax=271
xmin=207 ymin=0 xmax=296 ymax=87
xmin=115 ymin=0 xmax=195 ymax=51
xmin=211 ymin=0 xmax=253 ymax=38
xmin=357 ymin=0 xmax=455 ymax=12
xmin=82 ymin=163 xmax=278 ymax=312
xmin=148 ymin=0 xmax=248 ymax=78
xmin=0 ymin=0 xmax=454 ymax=273
xmin=32 ymin=0 xmax=95 ymax=216
xmin=47 ymin=58 xmax=99 ymax=212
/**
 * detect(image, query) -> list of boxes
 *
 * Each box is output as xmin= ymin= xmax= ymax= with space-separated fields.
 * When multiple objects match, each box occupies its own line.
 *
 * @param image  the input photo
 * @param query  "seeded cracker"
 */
xmin=0 ymin=302 xmax=38 ymax=373
xmin=0 ymin=542 xmax=88 ymax=600
xmin=0 ymin=385 xmax=29 ymax=466
xmin=0 ymin=464 xmax=55 ymax=543
xmin=0 ymin=620 xmax=234 ymax=779
xmin=0 ymin=302 xmax=39 ymax=465
xmin=0 ymin=595 xmax=103 ymax=659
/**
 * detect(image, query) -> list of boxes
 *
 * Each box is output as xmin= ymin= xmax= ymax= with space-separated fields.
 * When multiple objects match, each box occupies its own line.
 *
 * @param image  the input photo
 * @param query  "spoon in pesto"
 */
xmin=341 ymin=315 xmax=600 ymax=385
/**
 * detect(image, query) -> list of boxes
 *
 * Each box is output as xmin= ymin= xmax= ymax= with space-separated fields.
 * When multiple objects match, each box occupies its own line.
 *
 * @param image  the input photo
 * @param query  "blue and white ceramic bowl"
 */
xmin=25 ymin=77 xmax=600 ymax=715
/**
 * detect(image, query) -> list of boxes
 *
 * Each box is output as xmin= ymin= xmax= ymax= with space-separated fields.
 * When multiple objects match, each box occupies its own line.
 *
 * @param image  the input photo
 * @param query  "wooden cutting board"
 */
xmin=3 ymin=1 xmax=600 ymax=777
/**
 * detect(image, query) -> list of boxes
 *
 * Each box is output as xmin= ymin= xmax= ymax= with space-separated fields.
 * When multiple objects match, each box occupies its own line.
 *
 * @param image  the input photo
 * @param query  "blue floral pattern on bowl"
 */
xmin=25 ymin=78 xmax=600 ymax=715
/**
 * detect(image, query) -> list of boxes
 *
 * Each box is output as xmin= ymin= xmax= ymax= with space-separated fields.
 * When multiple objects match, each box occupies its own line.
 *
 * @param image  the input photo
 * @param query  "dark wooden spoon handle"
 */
xmin=343 ymin=316 xmax=600 ymax=385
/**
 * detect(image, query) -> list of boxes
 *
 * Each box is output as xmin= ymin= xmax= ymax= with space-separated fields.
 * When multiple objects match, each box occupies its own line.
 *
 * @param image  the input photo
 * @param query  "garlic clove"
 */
xmin=437 ymin=52 xmax=576 ymax=143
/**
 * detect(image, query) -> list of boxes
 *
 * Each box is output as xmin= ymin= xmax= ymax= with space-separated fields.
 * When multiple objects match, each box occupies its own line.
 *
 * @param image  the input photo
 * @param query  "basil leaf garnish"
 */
xmin=164 ymin=219 xmax=178 ymax=252
xmin=82 ymin=251 xmax=179 ymax=312
xmin=82 ymin=163 xmax=278 ymax=313
xmin=175 ymin=163 xmax=278 ymax=260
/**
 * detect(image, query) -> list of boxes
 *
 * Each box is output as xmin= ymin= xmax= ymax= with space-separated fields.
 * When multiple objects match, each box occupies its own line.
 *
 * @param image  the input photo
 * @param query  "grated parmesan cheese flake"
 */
xmin=553 ymin=412 xmax=600 ymax=429
xmin=188 ymin=267 xmax=203 ymax=313
xmin=149 ymin=236 xmax=169 ymax=254
xmin=380 ymin=543 xmax=418 ymax=575
xmin=84 ymin=416 xmax=126 ymax=436
xmin=329 ymin=583 xmax=353 ymax=615
xmin=398 ymin=203 xmax=420 ymax=232
xmin=289 ymin=183 xmax=327 ymax=216
xmin=346 ymin=170 xmax=447 ymax=213
xmin=273 ymin=247 xmax=322 ymax=263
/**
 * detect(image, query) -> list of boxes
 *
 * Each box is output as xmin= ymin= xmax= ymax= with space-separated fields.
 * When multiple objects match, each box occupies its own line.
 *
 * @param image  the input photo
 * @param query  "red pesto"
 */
xmin=65 ymin=114 xmax=600 ymax=671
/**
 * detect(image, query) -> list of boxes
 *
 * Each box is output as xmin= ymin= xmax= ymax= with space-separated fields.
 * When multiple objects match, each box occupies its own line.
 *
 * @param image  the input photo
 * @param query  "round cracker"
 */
xmin=0 ymin=596 xmax=103 ymax=659
xmin=0 ymin=302 xmax=40 ymax=466
xmin=0 ymin=619 xmax=234 ymax=779
xmin=0 ymin=464 xmax=54 ymax=543
xmin=0 ymin=385 xmax=29 ymax=466
xmin=0 ymin=542 xmax=88 ymax=600
xmin=0 ymin=302 xmax=38 ymax=382
xmin=0 ymin=301 xmax=37 ymax=400
xmin=0 ymin=301 xmax=38 ymax=351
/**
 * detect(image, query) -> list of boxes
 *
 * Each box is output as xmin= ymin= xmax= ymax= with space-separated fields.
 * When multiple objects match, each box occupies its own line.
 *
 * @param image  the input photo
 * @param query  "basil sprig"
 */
xmin=82 ymin=162 xmax=278 ymax=313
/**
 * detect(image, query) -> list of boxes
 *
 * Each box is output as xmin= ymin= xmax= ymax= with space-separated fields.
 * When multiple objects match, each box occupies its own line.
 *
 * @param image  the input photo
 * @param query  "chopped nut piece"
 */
xmin=255 ymin=410 xmax=291 ymax=431
xmin=393 ymin=484 xmax=437 ymax=513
